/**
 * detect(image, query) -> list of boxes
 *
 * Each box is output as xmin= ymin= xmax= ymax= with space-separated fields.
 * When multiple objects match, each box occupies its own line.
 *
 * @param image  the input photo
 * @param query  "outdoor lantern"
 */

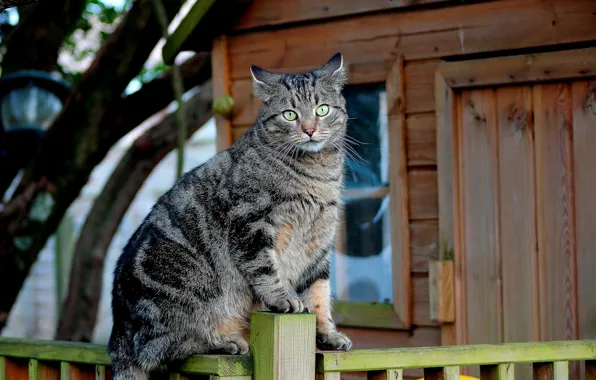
xmin=0 ymin=70 xmax=70 ymax=193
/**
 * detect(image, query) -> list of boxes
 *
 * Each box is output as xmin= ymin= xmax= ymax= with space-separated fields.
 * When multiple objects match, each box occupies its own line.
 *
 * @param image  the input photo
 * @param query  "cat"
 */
xmin=107 ymin=52 xmax=352 ymax=380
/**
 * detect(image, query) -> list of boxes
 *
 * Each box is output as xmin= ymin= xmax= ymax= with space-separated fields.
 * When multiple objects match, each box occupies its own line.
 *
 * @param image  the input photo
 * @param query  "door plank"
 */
xmin=459 ymin=89 xmax=500 ymax=349
xmin=496 ymin=86 xmax=537 ymax=380
xmin=534 ymin=83 xmax=578 ymax=345
xmin=572 ymin=80 xmax=596 ymax=342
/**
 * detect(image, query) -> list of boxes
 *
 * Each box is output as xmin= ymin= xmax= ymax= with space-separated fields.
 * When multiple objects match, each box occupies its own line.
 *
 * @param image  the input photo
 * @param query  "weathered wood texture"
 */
xmin=386 ymin=56 xmax=411 ymax=329
xmin=459 ymin=88 xmax=500 ymax=348
xmin=435 ymin=50 xmax=596 ymax=380
xmin=227 ymin=0 xmax=596 ymax=80
xmin=572 ymin=80 xmax=596 ymax=341
xmin=250 ymin=313 xmax=316 ymax=380
xmin=233 ymin=0 xmax=454 ymax=31
xmin=217 ymin=0 xmax=596 ymax=347
xmin=212 ymin=36 xmax=233 ymax=152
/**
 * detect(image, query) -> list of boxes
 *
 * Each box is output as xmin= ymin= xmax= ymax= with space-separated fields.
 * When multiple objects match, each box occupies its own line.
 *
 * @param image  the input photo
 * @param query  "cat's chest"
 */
xmin=273 ymin=199 xmax=339 ymax=259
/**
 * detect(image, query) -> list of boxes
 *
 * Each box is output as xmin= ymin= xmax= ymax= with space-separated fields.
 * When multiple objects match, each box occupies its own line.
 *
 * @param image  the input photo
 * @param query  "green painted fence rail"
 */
xmin=2 ymin=313 xmax=596 ymax=379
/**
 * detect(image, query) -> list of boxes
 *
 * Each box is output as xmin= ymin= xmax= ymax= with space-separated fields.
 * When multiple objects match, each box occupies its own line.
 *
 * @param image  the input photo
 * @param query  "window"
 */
xmin=329 ymin=58 xmax=411 ymax=330
xmin=330 ymin=83 xmax=393 ymax=303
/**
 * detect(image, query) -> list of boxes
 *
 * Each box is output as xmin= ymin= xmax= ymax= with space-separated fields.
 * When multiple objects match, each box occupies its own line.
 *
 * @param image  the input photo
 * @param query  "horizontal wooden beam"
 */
xmin=437 ymin=47 xmax=596 ymax=89
xmin=0 ymin=337 xmax=252 ymax=376
xmin=316 ymin=340 xmax=596 ymax=373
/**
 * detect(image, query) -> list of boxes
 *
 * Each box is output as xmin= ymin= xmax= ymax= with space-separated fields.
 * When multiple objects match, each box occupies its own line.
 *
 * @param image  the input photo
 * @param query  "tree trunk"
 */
xmin=0 ymin=0 xmax=186 ymax=332
xmin=55 ymin=81 xmax=212 ymax=341
xmin=1 ymin=0 xmax=87 ymax=74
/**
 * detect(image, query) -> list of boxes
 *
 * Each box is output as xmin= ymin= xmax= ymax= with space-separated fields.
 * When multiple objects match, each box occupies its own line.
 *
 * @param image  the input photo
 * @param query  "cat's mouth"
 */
xmin=298 ymin=139 xmax=326 ymax=153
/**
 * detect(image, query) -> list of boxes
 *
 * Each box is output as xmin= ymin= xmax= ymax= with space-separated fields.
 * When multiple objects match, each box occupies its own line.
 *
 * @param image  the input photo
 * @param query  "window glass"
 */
xmin=330 ymin=83 xmax=392 ymax=303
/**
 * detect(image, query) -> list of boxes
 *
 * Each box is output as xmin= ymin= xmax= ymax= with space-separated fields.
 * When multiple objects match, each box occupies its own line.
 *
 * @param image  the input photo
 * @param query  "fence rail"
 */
xmin=2 ymin=313 xmax=596 ymax=379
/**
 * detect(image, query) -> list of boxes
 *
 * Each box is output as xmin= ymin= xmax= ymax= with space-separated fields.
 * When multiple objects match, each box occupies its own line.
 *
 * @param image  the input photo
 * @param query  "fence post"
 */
xmin=250 ymin=312 xmax=316 ymax=380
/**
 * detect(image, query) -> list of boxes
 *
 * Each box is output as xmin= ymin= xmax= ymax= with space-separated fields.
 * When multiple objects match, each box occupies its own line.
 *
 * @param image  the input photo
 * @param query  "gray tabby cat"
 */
xmin=108 ymin=52 xmax=352 ymax=380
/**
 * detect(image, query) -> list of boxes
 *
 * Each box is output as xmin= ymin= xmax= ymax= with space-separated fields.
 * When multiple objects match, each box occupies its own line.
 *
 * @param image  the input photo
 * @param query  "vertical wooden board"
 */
xmin=459 ymin=89 xmax=500 ymax=347
xmin=212 ymin=36 xmax=233 ymax=152
xmin=423 ymin=367 xmax=458 ymax=380
xmin=61 ymin=363 xmax=96 ymax=380
xmin=533 ymin=83 xmax=578 ymax=343
xmin=410 ymin=221 xmax=439 ymax=273
xmin=386 ymin=56 xmax=411 ymax=328
xmin=571 ymin=80 xmax=596 ymax=340
xmin=2 ymin=357 xmax=28 ymax=380
xmin=407 ymin=113 xmax=437 ymax=167
xmin=408 ymin=170 xmax=438 ymax=220
xmin=405 ymin=59 xmax=440 ymax=114
xmin=586 ymin=361 xmax=596 ymax=380
xmin=480 ymin=363 xmax=514 ymax=380
xmin=28 ymin=359 xmax=59 ymax=380
xmin=367 ymin=369 xmax=402 ymax=380
xmin=250 ymin=313 xmax=316 ymax=380
xmin=496 ymin=86 xmax=537 ymax=379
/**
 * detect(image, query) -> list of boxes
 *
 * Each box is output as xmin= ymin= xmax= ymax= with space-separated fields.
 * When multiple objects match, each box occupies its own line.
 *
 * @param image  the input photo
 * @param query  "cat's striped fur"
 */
xmin=108 ymin=53 xmax=352 ymax=380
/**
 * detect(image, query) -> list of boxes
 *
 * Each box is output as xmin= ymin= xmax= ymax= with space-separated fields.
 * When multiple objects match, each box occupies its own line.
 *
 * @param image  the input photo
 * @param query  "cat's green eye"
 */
xmin=316 ymin=104 xmax=329 ymax=117
xmin=283 ymin=110 xmax=298 ymax=121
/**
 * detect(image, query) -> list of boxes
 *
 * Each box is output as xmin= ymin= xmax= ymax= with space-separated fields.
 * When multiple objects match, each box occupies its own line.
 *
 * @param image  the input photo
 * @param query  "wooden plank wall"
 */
xmin=219 ymin=0 xmax=596 ymax=352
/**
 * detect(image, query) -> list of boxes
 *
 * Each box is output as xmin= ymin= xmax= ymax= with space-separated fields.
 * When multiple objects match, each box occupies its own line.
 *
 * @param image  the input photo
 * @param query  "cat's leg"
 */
xmin=297 ymin=257 xmax=352 ymax=351
xmin=230 ymin=220 xmax=306 ymax=314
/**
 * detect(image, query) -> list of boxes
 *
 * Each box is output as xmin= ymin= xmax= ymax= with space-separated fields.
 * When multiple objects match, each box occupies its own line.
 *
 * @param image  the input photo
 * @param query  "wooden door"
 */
xmin=436 ymin=48 xmax=596 ymax=377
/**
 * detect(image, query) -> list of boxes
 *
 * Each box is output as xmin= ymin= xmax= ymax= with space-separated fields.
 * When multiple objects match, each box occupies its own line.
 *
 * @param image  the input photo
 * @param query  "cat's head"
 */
xmin=250 ymin=53 xmax=348 ymax=154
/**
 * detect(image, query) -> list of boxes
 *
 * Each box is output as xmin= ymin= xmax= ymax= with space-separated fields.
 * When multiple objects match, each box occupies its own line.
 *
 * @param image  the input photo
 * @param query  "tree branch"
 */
xmin=0 ymin=0 xmax=187 ymax=331
xmin=1 ymin=0 xmax=87 ymax=74
xmin=56 ymin=81 xmax=212 ymax=341
xmin=0 ymin=52 xmax=210 ymax=199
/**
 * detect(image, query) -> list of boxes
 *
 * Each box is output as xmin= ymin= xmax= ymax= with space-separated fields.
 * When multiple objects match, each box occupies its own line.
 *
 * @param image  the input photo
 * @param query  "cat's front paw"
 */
xmin=266 ymin=296 xmax=307 ymax=313
xmin=317 ymin=331 xmax=352 ymax=351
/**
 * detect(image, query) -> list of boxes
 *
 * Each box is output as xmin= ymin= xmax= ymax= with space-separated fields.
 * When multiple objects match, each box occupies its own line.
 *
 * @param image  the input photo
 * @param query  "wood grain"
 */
xmin=2 ymin=357 xmax=27 ymax=380
xmin=386 ymin=56 xmax=412 ymax=329
xmin=28 ymin=359 xmax=60 ymax=380
xmin=437 ymin=48 xmax=596 ymax=90
xmin=407 ymin=113 xmax=436 ymax=166
xmin=212 ymin=36 xmax=233 ymax=152
xmin=228 ymin=0 xmax=596 ymax=80
xmin=534 ymin=83 xmax=578 ymax=343
xmin=405 ymin=60 xmax=440 ymax=115
xmin=410 ymin=221 xmax=439 ymax=273
xmin=413 ymin=275 xmax=440 ymax=327
xmin=336 ymin=326 xmax=440 ymax=350
xmin=459 ymin=89 xmax=500 ymax=347
xmin=496 ymin=86 xmax=539 ymax=343
xmin=480 ymin=363 xmax=514 ymax=380
xmin=367 ymin=368 xmax=403 ymax=380
xmin=496 ymin=85 xmax=537 ymax=380
xmin=250 ymin=313 xmax=316 ymax=380
xmin=408 ymin=170 xmax=438 ymax=220
xmin=60 ymin=363 xmax=96 ymax=380
xmin=234 ymin=0 xmax=452 ymax=30
xmin=428 ymin=261 xmax=454 ymax=323
xmin=571 ymin=80 xmax=596 ymax=340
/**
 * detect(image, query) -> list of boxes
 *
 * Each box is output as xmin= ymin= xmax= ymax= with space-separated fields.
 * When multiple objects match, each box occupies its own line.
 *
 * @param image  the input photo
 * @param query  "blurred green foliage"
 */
xmin=0 ymin=0 xmax=171 ymax=91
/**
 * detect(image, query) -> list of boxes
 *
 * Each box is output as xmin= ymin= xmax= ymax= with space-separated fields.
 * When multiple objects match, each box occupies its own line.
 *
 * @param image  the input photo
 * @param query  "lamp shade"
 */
xmin=1 ymin=85 xmax=64 ymax=130
xmin=0 ymin=70 xmax=70 ymax=131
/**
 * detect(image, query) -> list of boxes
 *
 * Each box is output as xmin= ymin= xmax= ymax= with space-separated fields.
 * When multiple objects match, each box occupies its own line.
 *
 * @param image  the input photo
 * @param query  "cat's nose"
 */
xmin=303 ymin=128 xmax=315 ymax=137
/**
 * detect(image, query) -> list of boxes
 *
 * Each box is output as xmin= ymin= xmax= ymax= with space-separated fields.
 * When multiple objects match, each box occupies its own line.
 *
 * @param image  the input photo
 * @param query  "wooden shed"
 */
xmin=164 ymin=0 xmax=596 ymax=363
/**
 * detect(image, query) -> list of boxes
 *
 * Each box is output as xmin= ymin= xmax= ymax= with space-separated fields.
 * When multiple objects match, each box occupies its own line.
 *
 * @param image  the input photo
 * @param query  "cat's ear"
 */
xmin=314 ymin=52 xmax=346 ymax=91
xmin=250 ymin=65 xmax=281 ymax=101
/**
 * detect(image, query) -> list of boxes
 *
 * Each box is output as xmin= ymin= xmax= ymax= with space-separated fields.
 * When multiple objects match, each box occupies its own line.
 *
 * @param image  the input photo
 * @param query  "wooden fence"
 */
xmin=2 ymin=312 xmax=596 ymax=380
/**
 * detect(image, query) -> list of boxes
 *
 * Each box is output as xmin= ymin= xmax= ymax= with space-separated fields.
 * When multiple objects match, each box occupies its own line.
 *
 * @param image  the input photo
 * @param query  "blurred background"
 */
xmin=1 ymin=5 xmax=595 ymax=380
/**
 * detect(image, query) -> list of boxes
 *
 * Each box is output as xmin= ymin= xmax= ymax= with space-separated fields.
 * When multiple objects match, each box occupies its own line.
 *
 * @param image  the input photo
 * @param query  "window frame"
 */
xmin=332 ymin=56 xmax=412 ymax=330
